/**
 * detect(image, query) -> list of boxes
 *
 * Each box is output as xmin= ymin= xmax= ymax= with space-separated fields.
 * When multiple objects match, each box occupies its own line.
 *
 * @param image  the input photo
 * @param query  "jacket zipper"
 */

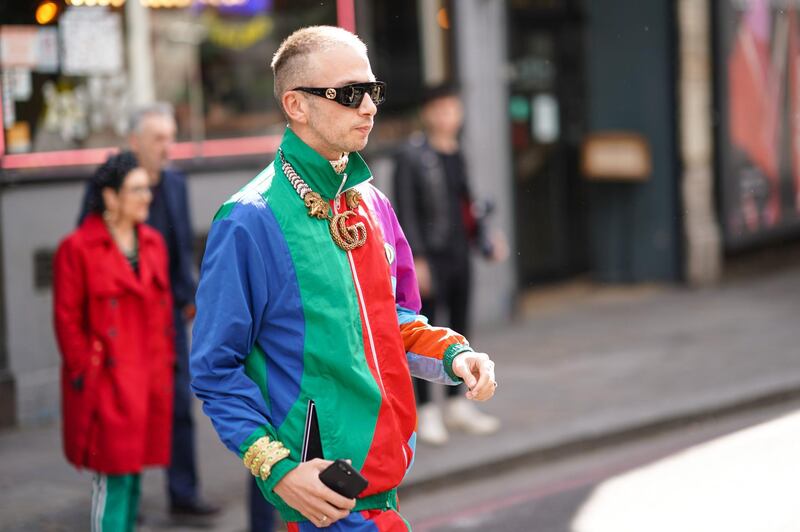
xmin=333 ymin=189 xmax=387 ymax=398
xmin=335 ymin=182 xmax=410 ymax=471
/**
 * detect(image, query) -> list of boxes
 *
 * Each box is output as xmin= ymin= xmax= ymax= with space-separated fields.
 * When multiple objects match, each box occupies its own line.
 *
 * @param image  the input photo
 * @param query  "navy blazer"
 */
xmin=78 ymin=167 xmax=197 ymax=310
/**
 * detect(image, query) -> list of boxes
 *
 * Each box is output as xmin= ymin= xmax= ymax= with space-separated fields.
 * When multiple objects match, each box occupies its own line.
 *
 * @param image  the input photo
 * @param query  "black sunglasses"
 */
xmin=292 ymin=81 xmax=387 ymax=108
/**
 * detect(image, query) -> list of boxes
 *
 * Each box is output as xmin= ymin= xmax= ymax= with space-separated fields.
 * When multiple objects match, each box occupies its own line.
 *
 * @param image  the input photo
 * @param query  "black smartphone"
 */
xmin=318 ymin=459 xmax=368 ymax=499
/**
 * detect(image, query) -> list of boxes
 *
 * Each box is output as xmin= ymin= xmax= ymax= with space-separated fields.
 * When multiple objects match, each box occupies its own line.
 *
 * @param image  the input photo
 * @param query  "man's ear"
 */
xmin=282 ymin=91 xmax=309 ymax=124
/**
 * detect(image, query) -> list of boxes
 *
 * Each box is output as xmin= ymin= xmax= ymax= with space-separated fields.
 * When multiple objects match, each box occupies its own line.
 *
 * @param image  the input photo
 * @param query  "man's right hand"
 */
xmin=273 ymin=459 xmax=356 ymax=528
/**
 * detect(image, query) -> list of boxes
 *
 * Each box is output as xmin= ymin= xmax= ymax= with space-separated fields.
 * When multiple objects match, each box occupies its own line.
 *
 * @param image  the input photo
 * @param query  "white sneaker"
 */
xmin=445 ymin=398 xmax=501 ymax=435
xmin=416 ymin=403 xmax=449 ymax=445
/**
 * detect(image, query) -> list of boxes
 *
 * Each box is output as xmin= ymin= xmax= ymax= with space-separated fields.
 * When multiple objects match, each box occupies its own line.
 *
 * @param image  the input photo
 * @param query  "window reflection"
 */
xmin=0 ymin=1 xmax=337 ymax=154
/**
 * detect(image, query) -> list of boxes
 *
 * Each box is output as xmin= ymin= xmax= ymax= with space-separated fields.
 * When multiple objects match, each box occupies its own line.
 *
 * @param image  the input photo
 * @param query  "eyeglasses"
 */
xmin=120 ymin=185 xmax=152 ymax=197
xmin=292 ymin=81 xmax=387 ymax=108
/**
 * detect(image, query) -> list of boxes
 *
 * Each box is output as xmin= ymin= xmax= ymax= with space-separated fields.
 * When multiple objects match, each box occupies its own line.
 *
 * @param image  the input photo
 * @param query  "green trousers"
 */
xmin=91 ymin=473 xmax=141 ymax=532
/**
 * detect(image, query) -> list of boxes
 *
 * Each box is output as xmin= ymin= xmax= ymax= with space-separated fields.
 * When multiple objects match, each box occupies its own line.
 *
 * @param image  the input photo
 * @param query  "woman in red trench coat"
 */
xmin=53 ymin=151 xmax=175 ymax=531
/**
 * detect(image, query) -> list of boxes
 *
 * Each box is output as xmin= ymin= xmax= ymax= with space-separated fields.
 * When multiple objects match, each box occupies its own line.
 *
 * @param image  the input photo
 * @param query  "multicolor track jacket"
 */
xmin=190 ymin=128 xmax=473 ymax=522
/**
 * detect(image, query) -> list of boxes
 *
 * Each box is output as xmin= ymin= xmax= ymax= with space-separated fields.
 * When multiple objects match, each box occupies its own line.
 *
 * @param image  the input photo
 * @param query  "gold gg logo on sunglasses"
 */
xmin=293 ymin=82 xmax=387 ymax=108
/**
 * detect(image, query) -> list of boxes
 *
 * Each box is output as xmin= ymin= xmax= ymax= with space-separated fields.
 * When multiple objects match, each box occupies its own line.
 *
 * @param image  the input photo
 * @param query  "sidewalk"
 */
xmin=2 ymin=265 xmax=800 ymax=531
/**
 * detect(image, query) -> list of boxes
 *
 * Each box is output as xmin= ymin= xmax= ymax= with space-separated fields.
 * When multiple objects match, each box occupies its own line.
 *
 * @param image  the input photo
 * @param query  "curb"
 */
xmin=399 ymin=386 xmax=800 ymax=496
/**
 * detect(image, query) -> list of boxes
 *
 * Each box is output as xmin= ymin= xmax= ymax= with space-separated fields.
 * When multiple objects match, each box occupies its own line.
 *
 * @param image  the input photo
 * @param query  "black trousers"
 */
xmin=167 ymin=309 xmax=199 ymax=506
xmin=414 ymin=255 xmax=471 ymax=405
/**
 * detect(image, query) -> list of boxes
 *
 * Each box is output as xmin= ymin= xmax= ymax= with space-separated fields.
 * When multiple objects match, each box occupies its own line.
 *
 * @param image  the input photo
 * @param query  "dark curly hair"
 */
xmin=86 ymin=151 xmax=140 ymax=214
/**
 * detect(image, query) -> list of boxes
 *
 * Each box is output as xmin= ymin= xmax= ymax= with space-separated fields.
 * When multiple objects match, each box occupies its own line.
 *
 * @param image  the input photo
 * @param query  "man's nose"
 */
xmin=358 ymin=93 xmax=377 ymax=116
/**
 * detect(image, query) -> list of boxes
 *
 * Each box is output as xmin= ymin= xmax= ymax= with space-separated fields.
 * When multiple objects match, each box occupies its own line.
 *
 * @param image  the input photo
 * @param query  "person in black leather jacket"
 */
xmin=393 ymin=83 xmax=508 ymax=445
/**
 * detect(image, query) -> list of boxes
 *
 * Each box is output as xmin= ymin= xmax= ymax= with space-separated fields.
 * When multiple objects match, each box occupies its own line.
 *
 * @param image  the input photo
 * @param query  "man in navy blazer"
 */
xmin=78 ymin=103 xmax=220 ymax=521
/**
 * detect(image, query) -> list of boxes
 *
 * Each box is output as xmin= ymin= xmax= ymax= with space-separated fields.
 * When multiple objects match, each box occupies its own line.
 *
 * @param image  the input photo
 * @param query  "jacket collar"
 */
xmin=79 ymin=214 xmax=164 ymax=297
xmin=81 ymin=213 xmax=159 ymax=247
xmin=277 ymin=127 xmax=372 ymax=200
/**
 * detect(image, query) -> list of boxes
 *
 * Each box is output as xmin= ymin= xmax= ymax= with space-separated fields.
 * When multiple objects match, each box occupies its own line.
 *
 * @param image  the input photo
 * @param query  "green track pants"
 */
xmin=91 ymin=473 xmax=141 ymax=532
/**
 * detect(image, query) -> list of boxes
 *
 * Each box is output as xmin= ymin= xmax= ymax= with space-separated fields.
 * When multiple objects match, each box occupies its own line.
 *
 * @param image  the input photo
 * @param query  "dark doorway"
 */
xmin=508 ymin=1 xmax=588 ymax=286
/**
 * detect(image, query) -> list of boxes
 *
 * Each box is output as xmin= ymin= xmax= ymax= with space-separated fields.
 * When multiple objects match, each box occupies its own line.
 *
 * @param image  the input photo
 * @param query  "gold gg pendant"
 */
xmin=330 ymin=211 xmax=367 ymax=251
xmin=279 ymin=149 xmax=368 ymax=252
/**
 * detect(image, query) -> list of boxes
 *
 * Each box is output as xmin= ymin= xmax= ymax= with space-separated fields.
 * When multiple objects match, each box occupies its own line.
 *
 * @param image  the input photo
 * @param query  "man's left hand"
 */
xmin=451 ymin=352 xmax=497 ymax=401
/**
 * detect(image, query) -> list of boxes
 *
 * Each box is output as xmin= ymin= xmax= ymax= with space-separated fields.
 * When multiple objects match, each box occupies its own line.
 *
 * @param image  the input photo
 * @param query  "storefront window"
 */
xmin=152 ymin=0 xmax=337 ymax=141
xmin=0 ymin=0 xmax=337 ymax=157
xmin=716 ymin=0 xmax=800 ymax=245
xmin=1 ymin=5 xmax=129 ymax=154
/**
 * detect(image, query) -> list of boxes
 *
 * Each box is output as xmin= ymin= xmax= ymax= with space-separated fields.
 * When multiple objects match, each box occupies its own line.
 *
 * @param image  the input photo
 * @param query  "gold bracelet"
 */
xmin=244 ymin=437 xmax=271 ymax=468
xmin=263 ymin=446 xmax=289 ymax=466
xmin=243 ymin=445 xmax=259 ymax=469
xmin=243 ymin=437 xmax=290 ymax=480
xmin=258 ymin=461 xmax=273 ymax=481
xmin=244 ymin=436 xmax=272 ymax=469
xmin=249 ymin=452 xmax=266 ymax=476
xmin=255 ymin=444 xmax=289 ymax=475
xmin=258 ymin=447 xmax=291 ymax=480
xmin=251 ymin=442 xmax=280 ymax=471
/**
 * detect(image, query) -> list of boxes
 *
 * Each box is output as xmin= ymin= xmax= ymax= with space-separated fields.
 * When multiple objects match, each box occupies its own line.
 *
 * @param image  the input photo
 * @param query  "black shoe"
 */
xmin=170 ymin=500 xmax=222 ymax=518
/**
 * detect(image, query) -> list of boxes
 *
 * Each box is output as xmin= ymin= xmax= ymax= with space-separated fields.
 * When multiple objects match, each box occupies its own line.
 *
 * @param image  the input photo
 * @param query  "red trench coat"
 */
xmin=53 ymin=214 xmax=175 ymax=474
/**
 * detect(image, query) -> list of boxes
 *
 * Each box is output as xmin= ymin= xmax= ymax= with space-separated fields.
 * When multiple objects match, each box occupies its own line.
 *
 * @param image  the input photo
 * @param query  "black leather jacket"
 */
xmin=393 ymin=133 xmax=493 ymax=260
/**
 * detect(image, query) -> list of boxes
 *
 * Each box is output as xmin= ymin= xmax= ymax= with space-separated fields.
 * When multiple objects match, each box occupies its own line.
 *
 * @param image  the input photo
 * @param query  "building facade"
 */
xmin=0 ymin=0 xmax=792 ymax=426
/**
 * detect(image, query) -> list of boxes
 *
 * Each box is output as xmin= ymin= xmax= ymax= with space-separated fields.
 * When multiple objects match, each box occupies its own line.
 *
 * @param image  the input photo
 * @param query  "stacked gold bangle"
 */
xmin=243 ymin=436 xmax=290 ymax=481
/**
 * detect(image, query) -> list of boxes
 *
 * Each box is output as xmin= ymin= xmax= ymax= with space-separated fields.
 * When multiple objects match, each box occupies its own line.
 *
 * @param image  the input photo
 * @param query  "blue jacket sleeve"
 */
xmin=189 ymin=216 xmax=284 ymax=449
xmin=191 ymin=211 xmax=299 ymax=496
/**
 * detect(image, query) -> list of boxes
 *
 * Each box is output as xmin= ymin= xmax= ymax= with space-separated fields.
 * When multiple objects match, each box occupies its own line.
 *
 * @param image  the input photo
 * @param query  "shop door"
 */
xmin=508 ymin=5 xmax=587 ymax=285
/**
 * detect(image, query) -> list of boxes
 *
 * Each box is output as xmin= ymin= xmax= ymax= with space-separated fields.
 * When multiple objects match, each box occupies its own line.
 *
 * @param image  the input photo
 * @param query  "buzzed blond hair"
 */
xmin=270 ymin=26 xmax=368 ymax=111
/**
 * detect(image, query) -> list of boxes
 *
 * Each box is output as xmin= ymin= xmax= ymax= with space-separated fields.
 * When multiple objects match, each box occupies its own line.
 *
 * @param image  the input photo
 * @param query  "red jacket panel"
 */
xmin=53 ymin=214 xmax=175 ymax=474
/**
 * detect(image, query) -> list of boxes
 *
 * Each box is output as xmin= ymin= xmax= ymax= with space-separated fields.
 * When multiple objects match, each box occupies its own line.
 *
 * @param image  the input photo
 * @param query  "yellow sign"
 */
xmin=204 ymin=12 xmax=272 ymax=51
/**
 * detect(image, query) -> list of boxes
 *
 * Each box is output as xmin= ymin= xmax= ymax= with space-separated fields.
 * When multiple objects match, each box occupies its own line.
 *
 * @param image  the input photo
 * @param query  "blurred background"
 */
xmin=1 ymin=0 xmax=800 ymax=530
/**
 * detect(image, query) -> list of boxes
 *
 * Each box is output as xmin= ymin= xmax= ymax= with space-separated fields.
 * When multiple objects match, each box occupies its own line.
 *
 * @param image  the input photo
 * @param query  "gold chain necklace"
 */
xmin=279 ymin=150 xmax=367 ymax=251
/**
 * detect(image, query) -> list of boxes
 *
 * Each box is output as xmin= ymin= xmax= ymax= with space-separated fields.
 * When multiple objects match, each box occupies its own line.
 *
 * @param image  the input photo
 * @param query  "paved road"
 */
xmin=400 ymin=400 xmax=800 ymax=532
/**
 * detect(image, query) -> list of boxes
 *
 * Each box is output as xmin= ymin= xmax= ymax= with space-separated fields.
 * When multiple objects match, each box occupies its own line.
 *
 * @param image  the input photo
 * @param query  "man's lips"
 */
xmin=355 ymin=124 xmax=373 ymax=134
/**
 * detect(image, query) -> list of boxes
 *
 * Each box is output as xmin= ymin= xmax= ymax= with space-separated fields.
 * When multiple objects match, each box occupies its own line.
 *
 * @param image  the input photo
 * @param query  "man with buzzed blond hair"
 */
xmin=191 ymin=26 xmax=498 ymax=530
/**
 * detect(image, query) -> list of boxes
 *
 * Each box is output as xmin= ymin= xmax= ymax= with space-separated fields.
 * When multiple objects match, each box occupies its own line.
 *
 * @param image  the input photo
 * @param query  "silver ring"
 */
xmin=320 ymin=515 xmax=328 ymax=523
